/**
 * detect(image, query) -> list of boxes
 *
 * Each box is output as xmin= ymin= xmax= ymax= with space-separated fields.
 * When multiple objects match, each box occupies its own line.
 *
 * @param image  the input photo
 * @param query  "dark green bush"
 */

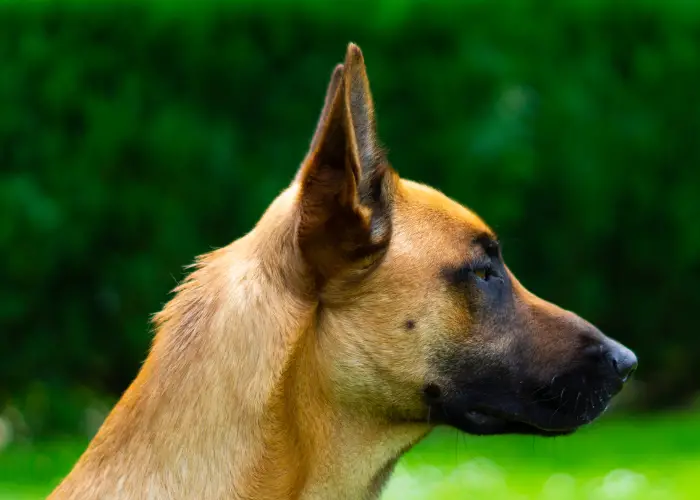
xmin=1 ymin=0 xmax=699 ymax=433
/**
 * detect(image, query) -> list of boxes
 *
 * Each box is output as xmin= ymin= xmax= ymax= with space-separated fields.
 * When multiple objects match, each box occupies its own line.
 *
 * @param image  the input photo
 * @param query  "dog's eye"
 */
xmin=473 ymin=265 xmax=500 ymax=282
xmin=444 ymin=262 xmax=498 ymax=286
xmin=474 ymin=268 xmax=489 ymax=280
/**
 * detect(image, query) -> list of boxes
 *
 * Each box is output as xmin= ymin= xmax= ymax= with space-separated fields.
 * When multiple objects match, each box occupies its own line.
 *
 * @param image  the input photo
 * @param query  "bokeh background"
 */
xmin=1 ymin=0 xmax=699 ymax=498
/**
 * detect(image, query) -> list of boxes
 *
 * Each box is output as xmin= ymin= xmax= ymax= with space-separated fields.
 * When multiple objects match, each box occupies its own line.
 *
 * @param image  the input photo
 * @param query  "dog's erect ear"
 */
xmin=296 ymin=43 xmax=393 ymax=283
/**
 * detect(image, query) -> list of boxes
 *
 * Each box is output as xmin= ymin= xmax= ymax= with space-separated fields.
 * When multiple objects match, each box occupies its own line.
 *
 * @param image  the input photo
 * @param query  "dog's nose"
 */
xmin=605 ymin=342 xmax=638 ymax=382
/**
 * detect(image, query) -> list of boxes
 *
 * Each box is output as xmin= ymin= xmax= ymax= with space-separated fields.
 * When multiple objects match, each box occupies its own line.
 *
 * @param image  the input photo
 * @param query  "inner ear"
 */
xmin=298 ymin=63 xmax=345 ymax=179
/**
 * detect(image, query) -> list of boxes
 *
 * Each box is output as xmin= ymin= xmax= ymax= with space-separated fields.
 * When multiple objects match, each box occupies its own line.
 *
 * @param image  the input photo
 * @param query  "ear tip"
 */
xmin=331 ymin=63 xmax=344 ymax=77
xmin=345 ymin=42 xmax=365 ymax=65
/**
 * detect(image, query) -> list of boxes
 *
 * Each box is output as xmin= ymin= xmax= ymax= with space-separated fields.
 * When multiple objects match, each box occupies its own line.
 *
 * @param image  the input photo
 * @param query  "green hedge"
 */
xmin=2 ymin=0 xmax=699 ymax=433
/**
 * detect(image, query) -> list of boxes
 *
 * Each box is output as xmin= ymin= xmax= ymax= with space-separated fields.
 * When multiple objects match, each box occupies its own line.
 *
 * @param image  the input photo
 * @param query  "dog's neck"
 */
xmin=53 ymin=186 xmax=428 ymax=500
xmin=273 ymin=325 xmax=429 ymax=500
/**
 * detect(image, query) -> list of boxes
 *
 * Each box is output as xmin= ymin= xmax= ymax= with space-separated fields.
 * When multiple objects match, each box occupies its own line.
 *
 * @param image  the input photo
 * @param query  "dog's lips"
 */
xmin=461 ymin=408 xmax=578 ymax=437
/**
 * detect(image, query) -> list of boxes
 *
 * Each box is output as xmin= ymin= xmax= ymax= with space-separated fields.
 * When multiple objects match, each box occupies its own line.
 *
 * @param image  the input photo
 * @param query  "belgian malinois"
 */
xmin=51 ymin=43 xmax=637 ymax=500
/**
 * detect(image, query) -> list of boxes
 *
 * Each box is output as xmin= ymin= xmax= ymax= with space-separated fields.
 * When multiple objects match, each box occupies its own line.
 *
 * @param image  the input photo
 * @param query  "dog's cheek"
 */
xmin=420 ymin=300 xmax=478 ymax=385
xmin=319 ymin=300 xmax=433 ymax=413
xmin=425 ymin=294 xmax=527 ymax=393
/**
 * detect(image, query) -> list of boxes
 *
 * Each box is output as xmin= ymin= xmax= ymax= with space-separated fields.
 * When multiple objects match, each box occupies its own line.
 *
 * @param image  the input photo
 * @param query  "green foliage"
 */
xmin=1 ymin=0 xmax=699 ymax=433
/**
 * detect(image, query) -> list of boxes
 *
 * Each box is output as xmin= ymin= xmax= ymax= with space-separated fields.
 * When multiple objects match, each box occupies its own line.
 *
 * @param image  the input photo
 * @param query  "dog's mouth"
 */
xmin=424 ymin=398 xmax=585 ymax=437
xmin=422 ymin=372 xmax=618 ymax=438
xmin=458 ymin=408 xmax=577 ymax=437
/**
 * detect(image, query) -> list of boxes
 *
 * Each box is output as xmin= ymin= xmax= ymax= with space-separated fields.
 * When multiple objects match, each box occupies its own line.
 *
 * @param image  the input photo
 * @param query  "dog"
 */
xmin=50 ymin=42 xmax=637 ymax=500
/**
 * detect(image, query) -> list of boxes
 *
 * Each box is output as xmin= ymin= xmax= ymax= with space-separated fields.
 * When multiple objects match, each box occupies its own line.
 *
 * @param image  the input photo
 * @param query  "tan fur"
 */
xmin=50 ymin=43 xmax=629 ymax=500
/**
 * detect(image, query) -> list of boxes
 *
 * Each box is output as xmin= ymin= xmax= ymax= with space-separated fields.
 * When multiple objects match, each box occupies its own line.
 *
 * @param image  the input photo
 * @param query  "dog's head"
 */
xmin=293 ymin=43 xmax=637 ymax=437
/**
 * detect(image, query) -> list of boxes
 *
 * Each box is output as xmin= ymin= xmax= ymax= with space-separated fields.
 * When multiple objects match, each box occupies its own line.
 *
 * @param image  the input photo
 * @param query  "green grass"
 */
xmin=1 ymin=412 xmax=699 ymax=499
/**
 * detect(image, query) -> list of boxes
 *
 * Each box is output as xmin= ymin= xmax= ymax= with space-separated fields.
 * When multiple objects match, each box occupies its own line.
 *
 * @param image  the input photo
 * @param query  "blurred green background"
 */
xmin=1 ymin=0 xmax=699 ymax=498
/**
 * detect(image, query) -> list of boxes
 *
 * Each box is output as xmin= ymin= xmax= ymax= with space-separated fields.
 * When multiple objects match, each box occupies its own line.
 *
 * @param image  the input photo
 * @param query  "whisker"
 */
xmin=548 ymin=387 xmax=567 ymax=425
xmin=574 ymin=391 xmax=582 ymax=415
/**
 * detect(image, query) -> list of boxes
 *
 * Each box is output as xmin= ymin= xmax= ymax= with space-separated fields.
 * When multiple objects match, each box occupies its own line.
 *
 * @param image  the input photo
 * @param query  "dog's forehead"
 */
xmin=387 ymin=179 xmax=496 ymax=268
xmin=396 ymin=179 xmax=494 ymax=239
